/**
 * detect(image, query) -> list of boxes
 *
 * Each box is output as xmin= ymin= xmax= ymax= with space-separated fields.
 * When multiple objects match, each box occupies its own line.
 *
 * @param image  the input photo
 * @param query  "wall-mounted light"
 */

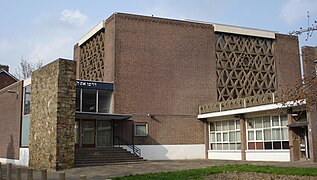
xmin=147 ymin=113 xmax=158 ymax=121
xmin=147 ymin=114 xmax=155 ymax=119
xmin=7 ymin=89 xmax=19 ymax=99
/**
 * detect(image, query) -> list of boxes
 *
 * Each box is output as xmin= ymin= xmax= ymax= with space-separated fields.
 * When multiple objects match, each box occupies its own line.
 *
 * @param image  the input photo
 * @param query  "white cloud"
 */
xmin=20 ymin=9 xmax=90 ymax=65
xmin=280 ymin=0 xmax=317 ymax=24
xmin=60 ymin=9 xmax=88 ymax=26
xmin=1 ymin=9 xmax=88 ymax=74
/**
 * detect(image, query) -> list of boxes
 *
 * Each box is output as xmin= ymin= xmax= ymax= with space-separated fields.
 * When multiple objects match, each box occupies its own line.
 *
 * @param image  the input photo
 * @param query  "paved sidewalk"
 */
xmin=1 ymin=160 xmax=316 ymax=179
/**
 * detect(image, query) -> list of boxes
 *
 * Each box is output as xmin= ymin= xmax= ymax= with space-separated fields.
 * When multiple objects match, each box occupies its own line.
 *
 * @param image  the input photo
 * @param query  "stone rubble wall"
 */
xmin=29 ymin=59 xmax=75 ymax=170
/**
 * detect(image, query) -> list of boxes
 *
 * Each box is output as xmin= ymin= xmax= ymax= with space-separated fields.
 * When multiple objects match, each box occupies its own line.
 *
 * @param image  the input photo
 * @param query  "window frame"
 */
xmin=21 ymin=85 xmax=31 ymax=147
xmin=209 ymin=120 xmax=241 ymax=151
xmin=23 ymin=85 xmax=31 ymax=115
xmin=246 ymin=115 xmax=289 ymax=151
xmin=134 ymin=122 xmax=148 ymax=137
xmin=76 ymin=88 xmax=112 ymax=113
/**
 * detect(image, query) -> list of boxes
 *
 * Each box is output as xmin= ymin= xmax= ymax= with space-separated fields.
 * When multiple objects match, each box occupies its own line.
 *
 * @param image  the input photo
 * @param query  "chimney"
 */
xmin=0 ymin=64 xmax=9 ymax=72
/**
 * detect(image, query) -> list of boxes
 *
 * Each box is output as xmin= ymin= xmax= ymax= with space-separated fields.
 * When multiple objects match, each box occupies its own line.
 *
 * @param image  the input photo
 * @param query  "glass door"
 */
xmin=82 ymin=120 xmax=95 ymax=147
xmin=96 ymin=120 xmax=112 ymax=146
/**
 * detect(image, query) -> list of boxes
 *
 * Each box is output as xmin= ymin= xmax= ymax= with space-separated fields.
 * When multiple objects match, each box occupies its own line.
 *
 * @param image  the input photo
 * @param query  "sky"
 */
xmin=1 ymin=0 xmax=317 ymax=75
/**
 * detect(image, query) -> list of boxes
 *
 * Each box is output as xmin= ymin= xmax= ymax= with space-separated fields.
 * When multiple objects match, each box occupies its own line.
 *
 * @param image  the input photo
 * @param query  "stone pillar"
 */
xmin=239 ymin=115 xmax=246 ymax=161
xmin=287 ymin=109 xmax=300 ymax=161
xmin=30 ymin=59 xmax=76 ymax=170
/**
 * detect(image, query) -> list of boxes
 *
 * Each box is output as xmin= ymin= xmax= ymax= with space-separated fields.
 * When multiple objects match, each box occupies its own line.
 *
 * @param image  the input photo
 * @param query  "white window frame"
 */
xmin=134 ymin=122 xmax=148 ymax=137
xmin=246 ymin=115 xmax=289 ymax=150
xmin=209 ymin=120 xmax=241 ymax=150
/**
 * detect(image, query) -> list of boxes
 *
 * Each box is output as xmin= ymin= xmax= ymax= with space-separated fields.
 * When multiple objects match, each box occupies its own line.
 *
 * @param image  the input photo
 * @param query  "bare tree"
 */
xmin=15 ymin=57 xmax=43 ymax=80
xmin=279 ymin=48 xmax=317 ymax=111
xmin=279 ymin=69 xmax=316 ymax=109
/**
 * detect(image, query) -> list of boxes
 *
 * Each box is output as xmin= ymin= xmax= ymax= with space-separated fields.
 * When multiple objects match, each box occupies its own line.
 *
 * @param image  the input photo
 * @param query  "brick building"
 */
xmin=0 ymin=13 xmax=316 ymax=170
xmin=0 ymin=65 xmax=18 ymax=89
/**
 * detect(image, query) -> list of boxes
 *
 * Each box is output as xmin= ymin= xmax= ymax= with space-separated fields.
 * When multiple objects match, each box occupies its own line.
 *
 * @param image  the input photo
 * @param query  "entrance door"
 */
xmin=299 ymin=127 xmax=309 ymax=160
xmin=96 ymin=121 xmax=112 ymax=146
xmin=82 ymin=120 xmax=95 ymax=147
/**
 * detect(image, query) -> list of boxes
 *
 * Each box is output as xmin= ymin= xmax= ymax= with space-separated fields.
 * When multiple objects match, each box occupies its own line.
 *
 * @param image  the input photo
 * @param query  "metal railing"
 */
xmin=114 ymin=136 xmax=141 ymax=157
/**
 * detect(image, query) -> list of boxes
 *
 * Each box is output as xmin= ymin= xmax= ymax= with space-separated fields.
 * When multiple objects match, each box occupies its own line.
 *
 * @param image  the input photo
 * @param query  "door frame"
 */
xmin=96 ymin=120 xmax=113 ymax=147
xmin=81 ymin=120 xmax=96 ymax=147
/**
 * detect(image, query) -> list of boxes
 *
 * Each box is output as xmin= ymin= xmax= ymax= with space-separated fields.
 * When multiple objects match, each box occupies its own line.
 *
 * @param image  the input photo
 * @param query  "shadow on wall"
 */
xmin=6 ymin=134 xmax=15 ymax=162
xmin=114 ymin=120 xmax=168 ymax=160
xmin=137 ymin=135 xmax=169 ymax=160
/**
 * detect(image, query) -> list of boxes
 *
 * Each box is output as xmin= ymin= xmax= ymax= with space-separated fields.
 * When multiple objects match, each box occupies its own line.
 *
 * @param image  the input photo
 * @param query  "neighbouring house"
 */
xmin=0 ymin=13 xmax=316 ymax=171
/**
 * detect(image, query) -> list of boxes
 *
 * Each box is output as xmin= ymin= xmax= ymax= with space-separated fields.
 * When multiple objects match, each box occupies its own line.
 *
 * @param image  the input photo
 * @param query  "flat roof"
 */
xmin=198 ymin=100 xmax=306 ymax=119
xmin=77 ymin=13 xmax=278 ymax=46
xmin=75 ymin=112 xmax=132 ymax=120
xmin=185 ymin=19 xmax=276 ymax=39
xmin=213 ymin=23 xmax=275 ymax=39
xmin=78 ymin=20 xmax=104 ymax=46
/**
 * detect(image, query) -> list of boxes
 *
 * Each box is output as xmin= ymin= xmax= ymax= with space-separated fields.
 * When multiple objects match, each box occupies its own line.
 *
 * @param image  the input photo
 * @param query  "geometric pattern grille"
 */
xmin=79 ymin=30 xmax=105 ymax=81
xmin=216 ymin=33 xmax=277 ymax=102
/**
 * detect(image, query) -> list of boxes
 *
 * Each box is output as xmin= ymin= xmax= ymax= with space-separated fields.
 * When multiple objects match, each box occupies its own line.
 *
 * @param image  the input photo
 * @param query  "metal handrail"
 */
xmin=114 ymin=136 xmax=141 ymax=157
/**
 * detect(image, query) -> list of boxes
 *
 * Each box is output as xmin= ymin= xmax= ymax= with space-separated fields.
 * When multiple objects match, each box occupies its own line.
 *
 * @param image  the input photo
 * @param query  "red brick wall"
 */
xmin=0 ymin=72 xmax=17 ymax=90
xmin=75 ymin=13 xmax=302 ymax=146
xmin=0 ymin=81 xmax=23 ymax=159
xmin=103 ymin=15 xmax=116 ymax=82
xmin=302 ymin=46 xmax=317 ymax=162
xmin=302 ymin=46 xmax=317 ymax=77
xmin=275 ymin=34 xmax=301 ymax=91
xmin=113 ymin=13 xmax=217 ymax=144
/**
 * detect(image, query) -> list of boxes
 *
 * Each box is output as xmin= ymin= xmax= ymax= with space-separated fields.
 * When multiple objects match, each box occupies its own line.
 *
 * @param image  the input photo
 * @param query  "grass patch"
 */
xmin=113 ymin=164 xmax=317 ymax=180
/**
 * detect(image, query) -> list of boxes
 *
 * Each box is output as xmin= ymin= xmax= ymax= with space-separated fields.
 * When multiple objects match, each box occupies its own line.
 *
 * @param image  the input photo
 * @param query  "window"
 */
xmin=21 ymin=85 xmax=31 ymax=147
xmin=82 ymin=89 xmax=96 ymax=112
xmin=24 ymin=85 xmax=31 ymax=115
xmin=134 ymin=123 xmax=148 ymax=137
xmin=76 ymin=88 xmax=113 ymax=113
xmin=247 ymin=115 xmax=289 ymax=150
xmin=21 ymin=114 xmax=30 ymax=147
xmin=98 ymin=90 xmax=112 ymax=113
xmin=210 ymin=120 xmax=241 ymax=150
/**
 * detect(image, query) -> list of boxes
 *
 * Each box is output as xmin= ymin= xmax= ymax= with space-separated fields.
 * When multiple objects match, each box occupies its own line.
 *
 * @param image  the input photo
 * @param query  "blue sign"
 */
xmin=76 ymin=80 xmax=113 ymax=90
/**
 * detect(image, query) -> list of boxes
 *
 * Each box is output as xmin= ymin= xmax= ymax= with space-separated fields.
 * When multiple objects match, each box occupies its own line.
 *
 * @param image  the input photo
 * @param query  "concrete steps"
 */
xmin=74 ymin=147 xmax=146 ymax=167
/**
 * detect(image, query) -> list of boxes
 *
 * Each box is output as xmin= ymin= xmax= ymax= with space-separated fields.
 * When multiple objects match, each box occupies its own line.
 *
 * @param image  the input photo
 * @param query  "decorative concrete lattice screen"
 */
xmin=79 ymin=30 xmax=105 ymax=81
xmin=215 ymin=33 xmax=277 ymax=102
